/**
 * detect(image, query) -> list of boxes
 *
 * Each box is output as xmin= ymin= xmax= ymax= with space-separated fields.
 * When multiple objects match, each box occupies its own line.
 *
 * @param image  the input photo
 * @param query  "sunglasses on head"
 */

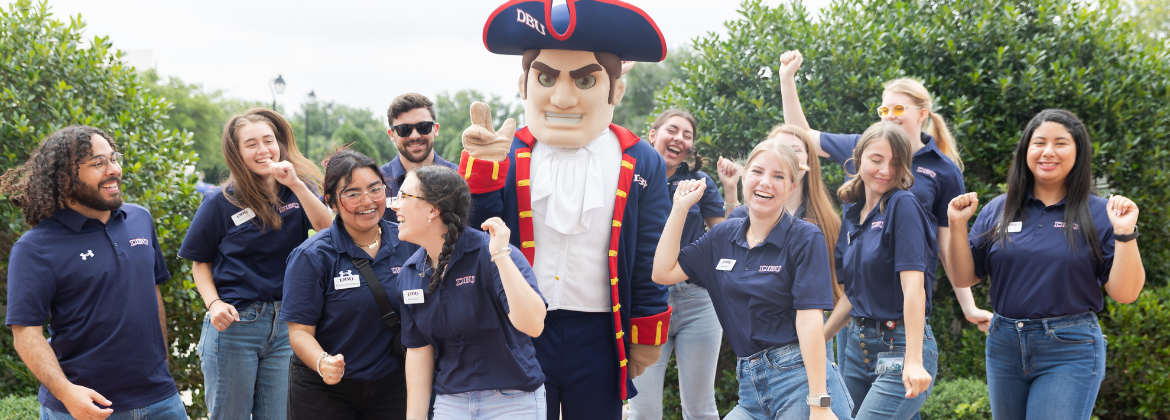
xmin=390 ymin=121 xmax=435 ymax=137
xmin=877 ymin=104 xmax=921 ymax=119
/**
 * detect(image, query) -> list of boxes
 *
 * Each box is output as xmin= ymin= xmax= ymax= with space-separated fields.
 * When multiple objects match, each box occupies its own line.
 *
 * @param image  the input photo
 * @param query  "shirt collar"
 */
xmin=52 ymin=206 xmax=126 ymax=232
xmin=404 ymin=227 xmax=484 ymax=271
xmin=731 ymin=211 xmax=797 ymax=249
xmin=327 ymin=216 xmax=402 ymax=262
xmin=1024 ymin=189 xmax=1068 ymax=208
xmin=668 ymin=162 xmax=693 ymax=183
xmin=843 ymin=192 xmax=890 ymax=225
xmin=390 ymin=152 xmax=451 ymax=185
xmin=914 ymin=132 xmax=942 ymax=158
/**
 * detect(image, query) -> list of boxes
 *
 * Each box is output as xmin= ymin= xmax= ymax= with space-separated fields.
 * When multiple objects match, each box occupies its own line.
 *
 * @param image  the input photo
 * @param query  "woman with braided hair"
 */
xmin=392 ymin=165 xmax=548 ymax=419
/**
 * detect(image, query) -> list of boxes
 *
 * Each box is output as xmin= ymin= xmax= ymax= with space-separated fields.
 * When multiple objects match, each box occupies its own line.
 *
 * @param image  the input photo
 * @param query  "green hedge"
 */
xmin=655 ymin=0 xmax=1170 ymax=418
xmin=0 ymin=1 xmax=207 ymax=416
xmin=0 ymin=395 xmax=37 ymax=420
xmin=1097 ymin=286 xmax=1170 ymax=418
xmin=920 ymin=377 xmax=992 ymax=420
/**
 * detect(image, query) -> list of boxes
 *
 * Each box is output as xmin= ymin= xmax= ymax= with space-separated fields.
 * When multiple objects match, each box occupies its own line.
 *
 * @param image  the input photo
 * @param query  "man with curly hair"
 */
xmin=2 ymin=126 xmax=186 ymax=420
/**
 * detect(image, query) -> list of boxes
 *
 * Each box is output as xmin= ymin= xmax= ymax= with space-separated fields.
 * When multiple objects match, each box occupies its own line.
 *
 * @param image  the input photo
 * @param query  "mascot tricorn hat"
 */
xmin=483 ymin=0 xmax=667 ymax=62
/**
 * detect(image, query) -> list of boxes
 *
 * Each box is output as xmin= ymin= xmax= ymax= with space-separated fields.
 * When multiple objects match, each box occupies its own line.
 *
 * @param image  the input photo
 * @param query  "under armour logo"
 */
xmin=80 ymin=250 xmax=94 ymax=260
xmin=339 ymin=270 xmax=353 ymax=277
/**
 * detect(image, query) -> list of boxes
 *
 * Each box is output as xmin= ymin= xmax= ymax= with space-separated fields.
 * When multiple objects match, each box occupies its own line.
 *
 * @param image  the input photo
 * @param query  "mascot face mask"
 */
xmin=519 ymin=49 xmax=625 ymax=148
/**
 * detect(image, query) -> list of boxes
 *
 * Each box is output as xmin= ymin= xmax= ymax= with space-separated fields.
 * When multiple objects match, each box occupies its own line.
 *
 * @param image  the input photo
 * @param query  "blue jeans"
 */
xmin=433 ymin=384 xmax=546 ymax=420
xmin=840 ymin=320 xmax=937 ymax=420
xmin=197 ymin=301 xmax=291 ymax=420
xmin=724 ymin=343 xmax=854 ymax=420
xmin=629 ymin=282 xmax=722 ymax=420
xmin=986 ymin=312 xmax=1105 ymax=420
xmin=41 ymin=392 xmax=187 ymax=420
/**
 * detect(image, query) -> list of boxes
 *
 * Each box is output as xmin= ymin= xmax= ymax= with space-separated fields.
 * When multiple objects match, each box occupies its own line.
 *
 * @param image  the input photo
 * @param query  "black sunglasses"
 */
xmin=390 ymin=121 xmax=435 ymax=137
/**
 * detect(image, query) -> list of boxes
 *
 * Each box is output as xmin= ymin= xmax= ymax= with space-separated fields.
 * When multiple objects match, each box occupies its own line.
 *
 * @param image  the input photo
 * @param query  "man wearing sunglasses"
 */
xmin=3 ymin=126 xmax=187 ymax=420
xmin=380 ymin=93 xmax=458 ymax=222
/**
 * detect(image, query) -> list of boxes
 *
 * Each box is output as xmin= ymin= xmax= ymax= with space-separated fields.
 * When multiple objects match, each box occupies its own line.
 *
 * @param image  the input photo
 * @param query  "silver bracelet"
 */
xmin=315 ymin=352 xmax=330 ymax=378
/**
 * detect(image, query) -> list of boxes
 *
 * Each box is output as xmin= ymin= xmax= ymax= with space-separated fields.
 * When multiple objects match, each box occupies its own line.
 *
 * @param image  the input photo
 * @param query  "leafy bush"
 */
xmin=0 ymin=395 xmax=37 ymax=420
xmin=920 ymin=377 xmax=992 ymax=420
xmin=0 ymin=1 xmax=207 ymax=416
xmin=658 ymin=0 xmax=1170 ymax=417
xmin=1097 ymin=286 xmax=1170 ymax=419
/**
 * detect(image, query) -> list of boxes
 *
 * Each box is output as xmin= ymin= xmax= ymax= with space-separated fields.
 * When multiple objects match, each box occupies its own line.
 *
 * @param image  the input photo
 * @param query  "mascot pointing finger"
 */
xmin=459 ymin=1 xmax=672 ymax=418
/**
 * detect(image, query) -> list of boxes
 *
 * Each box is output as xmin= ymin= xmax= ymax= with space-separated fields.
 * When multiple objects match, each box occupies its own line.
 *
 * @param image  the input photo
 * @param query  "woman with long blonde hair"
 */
xmin=725 ymin=124 xmax=843 ymax=304
xmin=656 ymin=139 xmax=853 ymax=420
xmin=180 ymin=108 xmax=332 ymax=419
xmin=775 ymin=50 xmax=992 ymax=342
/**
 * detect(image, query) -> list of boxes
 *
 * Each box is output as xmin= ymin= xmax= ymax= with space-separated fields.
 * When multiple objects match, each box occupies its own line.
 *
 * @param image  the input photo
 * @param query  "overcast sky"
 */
xmin=35 ymin=0 xmax=828 ymax=122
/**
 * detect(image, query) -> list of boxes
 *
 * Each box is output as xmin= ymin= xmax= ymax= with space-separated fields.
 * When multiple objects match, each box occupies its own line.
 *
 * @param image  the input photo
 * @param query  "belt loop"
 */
xmin=1042 ymin=318 xmax=1049 ymax=331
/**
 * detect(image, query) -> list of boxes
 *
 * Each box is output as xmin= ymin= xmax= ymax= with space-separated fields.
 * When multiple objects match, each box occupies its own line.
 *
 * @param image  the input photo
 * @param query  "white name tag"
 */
xmin=716 ymin=259 xmax=736 ymax=271
xmin=1008 ymin=221 xmax=1022 ymax=233
xmin=404 ymin=289 xmax=425 ymax=304
xmin=231 ymin=208 xmax=256 ymax=226
xmin=333 ymin=275 xmax=360 ymax=290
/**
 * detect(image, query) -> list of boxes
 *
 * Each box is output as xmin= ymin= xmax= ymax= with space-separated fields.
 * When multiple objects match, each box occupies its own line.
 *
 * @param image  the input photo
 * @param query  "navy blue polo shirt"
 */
xmin=837 ymin=190 xmax=937 ymax=320
xmin=667 ymin=163 xmax=725 ymax=248
xmin=969 ymin=193 xmax=1115 ymax=319
xmin=281 ymin=217 xmax=419 ymax=380
xmin=398 ymin=228 xmax=545 ymax=394
xmin=677 ymin=213 xmax=835 ymax=357
xmin=6 ymin=205 xmax=176 ymax=412
xmin=821 ymin=132 xmax=965 ymax=230
xmin=728 ymin=202 xmax=806 ymax=221
xmin=379 ymin=153 xmax=458 ymax=222
xmin=179 ymin=185 xmax=314 ymax=308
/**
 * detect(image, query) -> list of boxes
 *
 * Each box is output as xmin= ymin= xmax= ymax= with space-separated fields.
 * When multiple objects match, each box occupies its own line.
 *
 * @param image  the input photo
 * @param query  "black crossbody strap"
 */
xmin=351 ymin=257 xmax=400 ymax=330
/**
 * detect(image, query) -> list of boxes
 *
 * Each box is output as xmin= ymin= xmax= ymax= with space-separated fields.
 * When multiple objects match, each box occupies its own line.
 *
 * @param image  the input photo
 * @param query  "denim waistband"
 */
xmin=993 ymin=311 xmax=1098 ymax=330
xmin=737 ymin=342 xmax=800 ymax=362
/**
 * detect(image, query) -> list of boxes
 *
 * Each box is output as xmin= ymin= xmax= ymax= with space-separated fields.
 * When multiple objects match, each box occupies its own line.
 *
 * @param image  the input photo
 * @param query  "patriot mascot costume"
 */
xmin=458 ymin=1 xmax=673 ymax=418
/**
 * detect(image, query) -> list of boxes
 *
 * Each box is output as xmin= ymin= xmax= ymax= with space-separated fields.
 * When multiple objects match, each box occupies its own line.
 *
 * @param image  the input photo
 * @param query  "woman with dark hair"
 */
xmin=945 ymin=109 xmax=1144 ymax=419
xmin=653 ymin=138 xmax=852 ymax=420
xmin=281 ymin=150 xmax=419 ymax=419
xmin=392 ymin=166 xmax=547 ymax=419
xmin=629 ymin=108 xmax=731 ymax=420
xmin=827 ymin=122 xmax=937 ymax=419
xmin=179 ymin=108 xmax=333 ymax=419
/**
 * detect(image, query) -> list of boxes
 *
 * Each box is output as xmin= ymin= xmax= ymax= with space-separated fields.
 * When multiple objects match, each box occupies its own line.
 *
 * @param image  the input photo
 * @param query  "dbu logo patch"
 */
xmin=455 ymin=276 xmax=475 ymax=286
xmin=759 ymin=265 xmax=783 ymax=272
xmin=871 ymin=221 xmax=884 ymax=229
xmin=1054 ymin=221 xmax=1079 ymax=230
xmin=129 ymin=238 xmax=150 ymax=247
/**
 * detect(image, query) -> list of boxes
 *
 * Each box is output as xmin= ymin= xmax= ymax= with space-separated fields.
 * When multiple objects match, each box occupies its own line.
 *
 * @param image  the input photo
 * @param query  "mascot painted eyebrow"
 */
xmin=459 ymin=1 xmax=673 ymax=418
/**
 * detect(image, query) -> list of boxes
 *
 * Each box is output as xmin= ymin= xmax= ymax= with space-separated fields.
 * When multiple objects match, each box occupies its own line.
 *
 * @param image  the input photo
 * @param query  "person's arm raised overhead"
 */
xmin=778 ymin=50 xmax=827 ymax=158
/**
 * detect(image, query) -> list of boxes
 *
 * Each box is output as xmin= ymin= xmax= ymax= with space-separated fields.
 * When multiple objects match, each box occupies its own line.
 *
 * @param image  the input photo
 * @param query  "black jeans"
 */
xmin=288 ymin=356 xmax=408 ymax=420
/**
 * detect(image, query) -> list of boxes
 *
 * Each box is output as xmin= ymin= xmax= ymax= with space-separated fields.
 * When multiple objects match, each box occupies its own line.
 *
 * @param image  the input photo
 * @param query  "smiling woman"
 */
xmin=281 ymin=150 xmax=419 ymax=419
xmin=179 ymin=108 xmax=333 ymax=420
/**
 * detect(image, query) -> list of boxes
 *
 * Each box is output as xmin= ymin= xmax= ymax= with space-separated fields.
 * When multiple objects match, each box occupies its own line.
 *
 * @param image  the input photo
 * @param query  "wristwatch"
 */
xmin=806 ymin=393 xmax=831 ymax=408
xmin=1115 ymin=226 xmax=1139 ymax=242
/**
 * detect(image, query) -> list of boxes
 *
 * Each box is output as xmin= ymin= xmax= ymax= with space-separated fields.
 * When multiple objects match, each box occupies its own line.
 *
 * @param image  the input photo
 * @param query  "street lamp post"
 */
xmin=325 ymin=103 xmax=335 ymax=140
xmin=269 ymin=75 xmax=286 ymax=110
xmin=305 ymin=90 xmax=317 ymax=155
